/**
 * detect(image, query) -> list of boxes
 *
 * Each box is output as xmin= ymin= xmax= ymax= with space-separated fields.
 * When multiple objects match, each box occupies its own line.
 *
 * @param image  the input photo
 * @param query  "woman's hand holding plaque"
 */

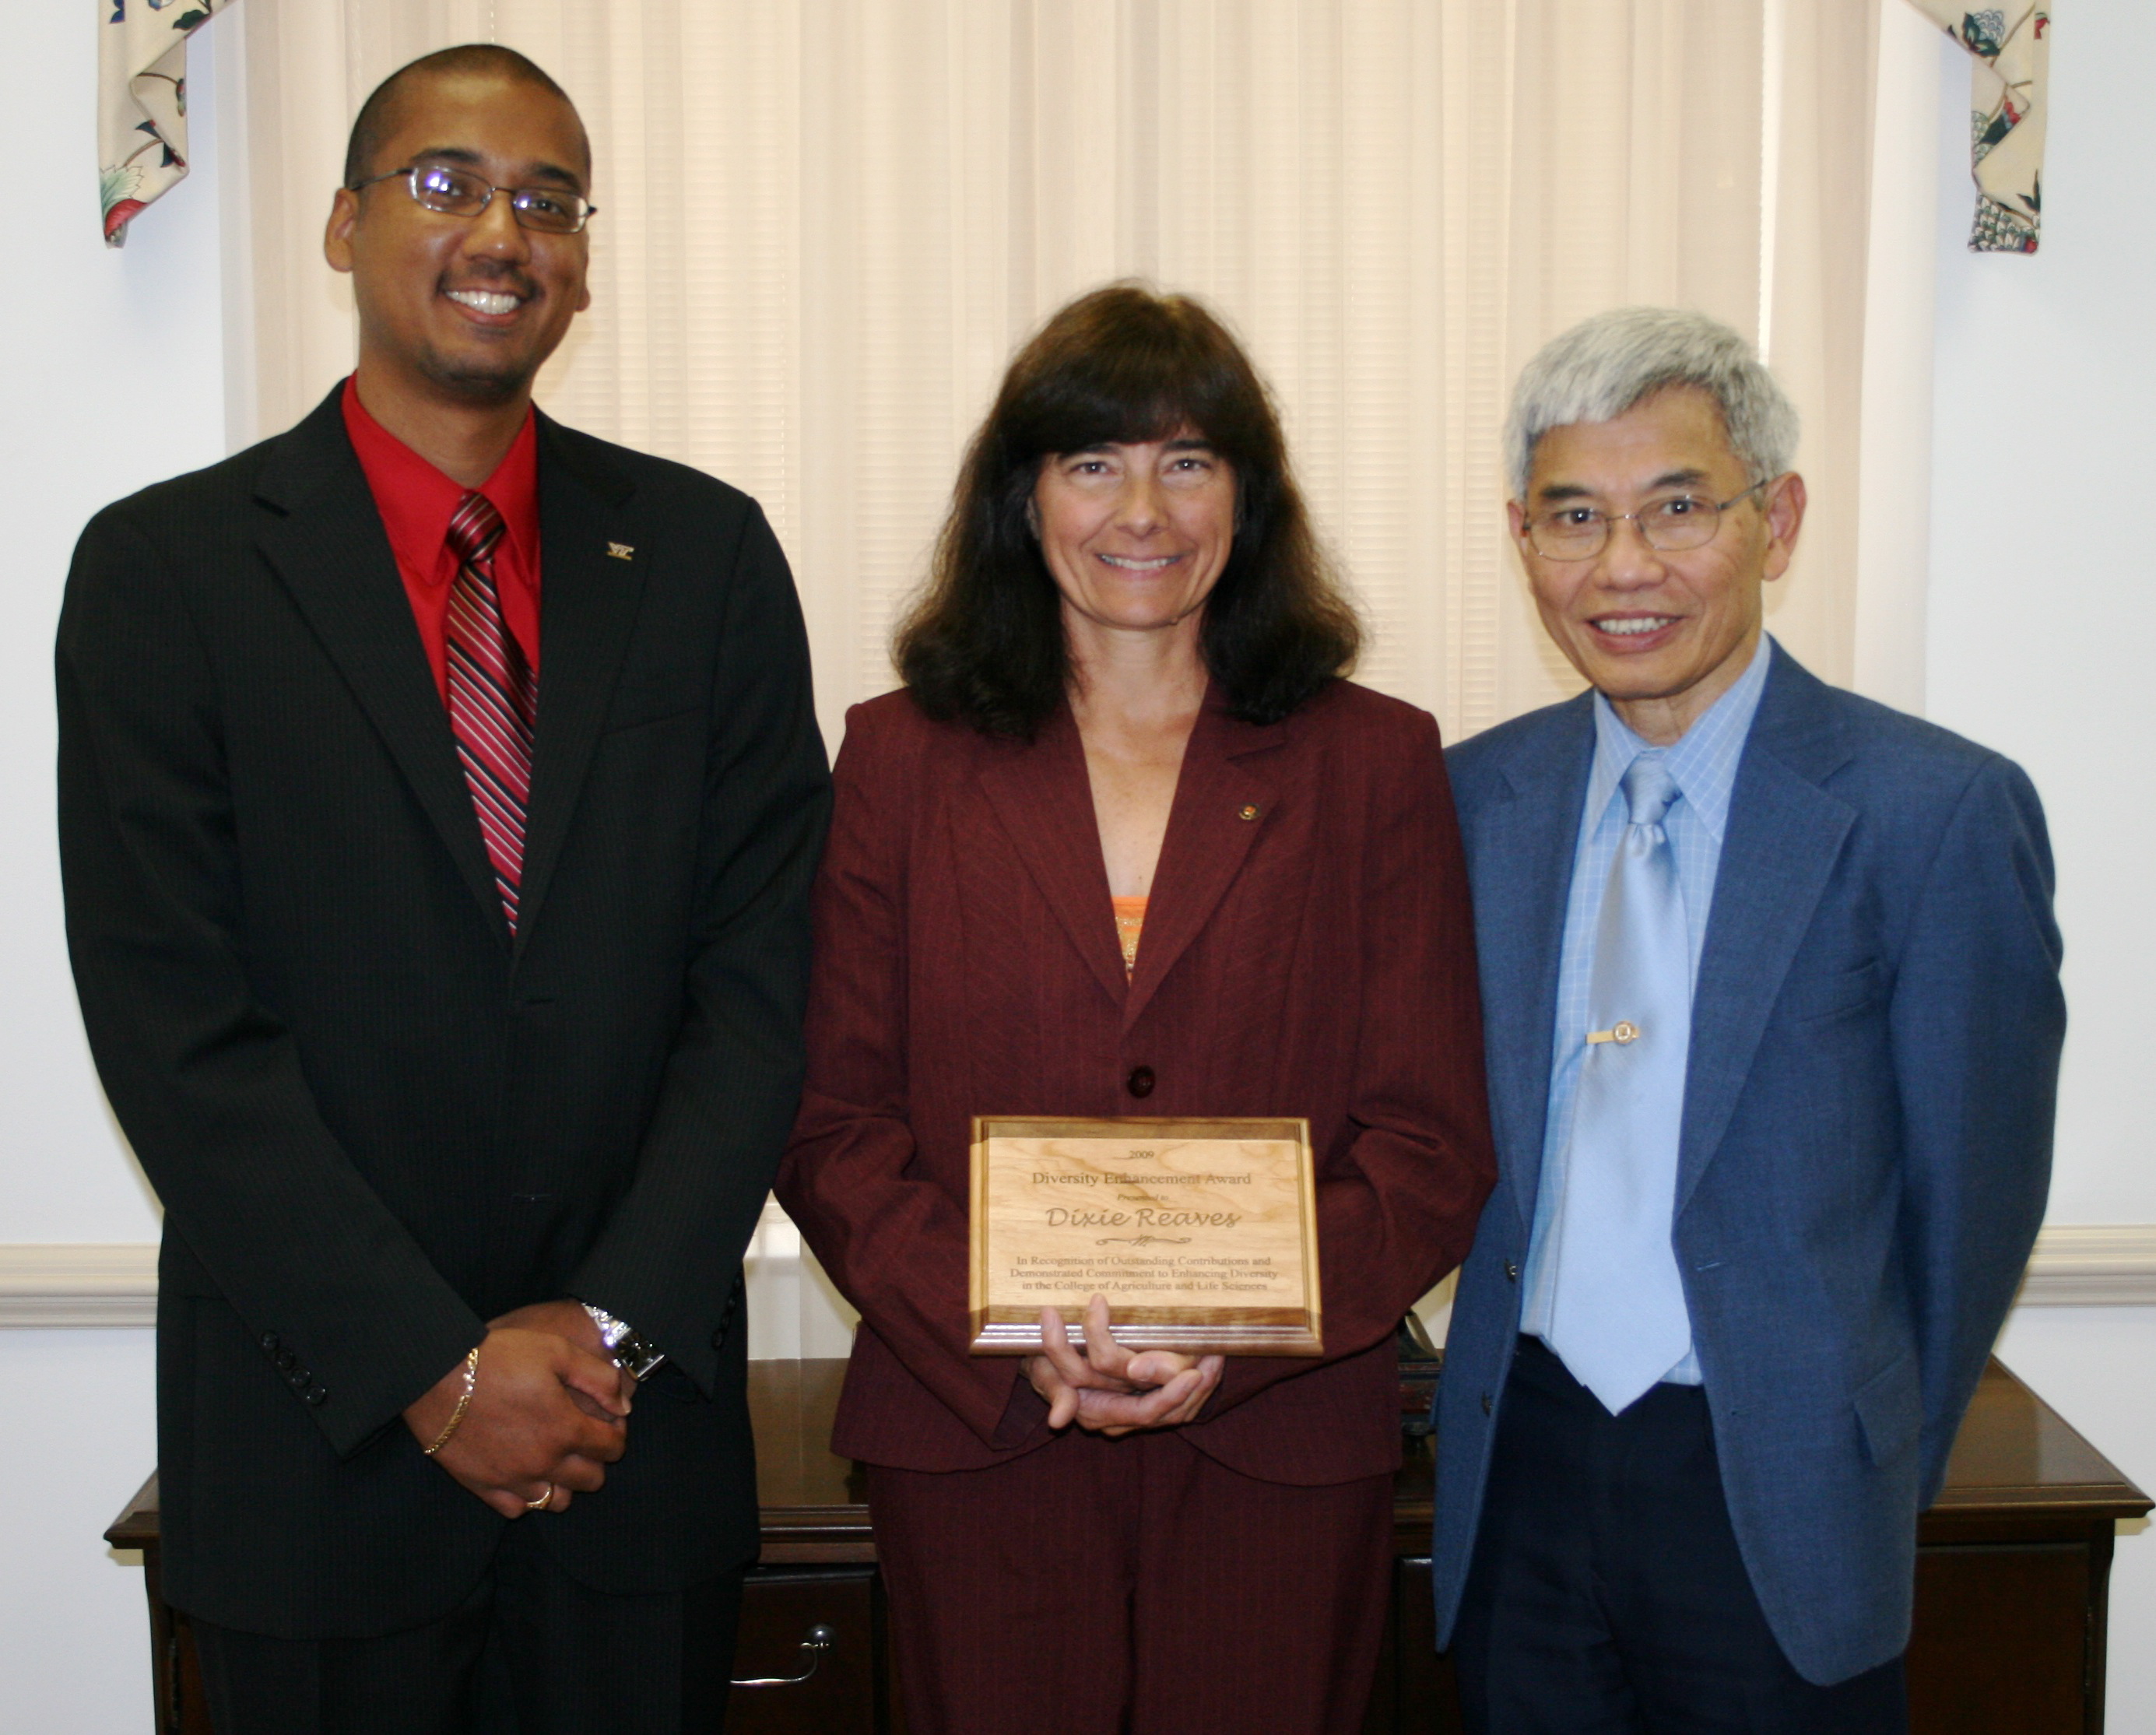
xmin=1022 ymin=1294 xmax=1226 ymax=1436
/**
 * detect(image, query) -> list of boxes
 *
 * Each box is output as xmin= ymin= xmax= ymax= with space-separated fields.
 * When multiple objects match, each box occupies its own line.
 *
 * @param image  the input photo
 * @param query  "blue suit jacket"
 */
xmin=1430 ymin=643 xmax=2064 ymax=1685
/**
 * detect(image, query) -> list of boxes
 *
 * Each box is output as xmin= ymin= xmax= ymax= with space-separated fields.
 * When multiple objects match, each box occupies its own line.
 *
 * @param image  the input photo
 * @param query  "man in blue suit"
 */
xmin=1431 ymin=307 xmax=2064 ymax=1731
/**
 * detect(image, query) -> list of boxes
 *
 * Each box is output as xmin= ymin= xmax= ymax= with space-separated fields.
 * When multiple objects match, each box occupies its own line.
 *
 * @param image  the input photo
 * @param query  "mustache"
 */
xmin=439 ymin=265 xmax=539 ymax=299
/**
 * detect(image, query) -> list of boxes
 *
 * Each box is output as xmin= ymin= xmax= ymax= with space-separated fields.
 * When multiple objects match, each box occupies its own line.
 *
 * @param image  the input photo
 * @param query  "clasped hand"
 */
xmin=402 ymin=1299 xmax=634 ymax=1519
xmin=1022 ymin=1294 xmax=1224 ymax=1438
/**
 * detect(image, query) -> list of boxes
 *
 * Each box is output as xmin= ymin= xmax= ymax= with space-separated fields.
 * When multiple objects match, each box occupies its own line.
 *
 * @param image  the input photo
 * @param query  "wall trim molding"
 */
xmin=2 ymin=1224 xmax=2153 ymax=1328
xmin=0 ymin=1243 xmax=158 ymax=1327
xmin=2014 ymin=1224 xmax=2156 ymax=1307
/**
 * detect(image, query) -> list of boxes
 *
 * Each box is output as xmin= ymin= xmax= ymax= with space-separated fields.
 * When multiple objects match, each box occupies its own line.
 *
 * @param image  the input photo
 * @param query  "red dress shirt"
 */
xmin=340 ymin=376 xmax=542 ymax=704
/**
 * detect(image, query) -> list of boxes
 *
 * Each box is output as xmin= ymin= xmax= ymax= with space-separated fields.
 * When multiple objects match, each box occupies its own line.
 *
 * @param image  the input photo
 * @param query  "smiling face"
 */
xmin=1508 ymin=385 xmax=1806 ymax=745
xmin=325 ymin=68 xmax=592 ymax=409
xmin=1031 ymin=432 xmax=1238 ymax=642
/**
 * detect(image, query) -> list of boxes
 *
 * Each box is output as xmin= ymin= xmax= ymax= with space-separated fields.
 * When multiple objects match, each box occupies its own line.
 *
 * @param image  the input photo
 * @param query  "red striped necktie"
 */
xmin=444 ymin=492 xmax=537 ymax=934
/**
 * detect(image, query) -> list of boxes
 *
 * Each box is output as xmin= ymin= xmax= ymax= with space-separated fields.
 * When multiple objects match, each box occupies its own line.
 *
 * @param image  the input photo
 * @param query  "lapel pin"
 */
xmin=1238 ymin=803 xmax=1260 ymax=821
xmin=606 ymin=542 xmax=635 ymax=561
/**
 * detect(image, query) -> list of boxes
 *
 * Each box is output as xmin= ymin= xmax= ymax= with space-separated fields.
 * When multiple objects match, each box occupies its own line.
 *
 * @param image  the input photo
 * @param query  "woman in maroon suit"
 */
xmin=777 ymin=285 xmax=1495 ymax=1735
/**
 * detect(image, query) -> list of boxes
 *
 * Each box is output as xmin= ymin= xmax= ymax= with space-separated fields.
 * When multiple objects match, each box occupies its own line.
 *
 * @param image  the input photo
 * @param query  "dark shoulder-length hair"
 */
xmin=894 ymin=283 xmax=1361 ymax=740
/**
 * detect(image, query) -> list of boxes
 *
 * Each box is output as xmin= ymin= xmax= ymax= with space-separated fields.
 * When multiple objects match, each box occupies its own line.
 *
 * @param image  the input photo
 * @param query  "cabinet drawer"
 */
xmin=728 ymin=1568 xmax=880 ymax=1734
xmin=1908 ymin=1541 xmax=2096 ymax=1733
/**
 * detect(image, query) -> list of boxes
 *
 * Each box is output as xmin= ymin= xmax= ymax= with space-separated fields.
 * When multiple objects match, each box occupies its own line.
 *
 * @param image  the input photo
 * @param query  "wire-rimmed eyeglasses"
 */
xmin=1523 ymin=478 xmax=1772 ymax=561
xmin=347 ymin=163 xmax=597 ymax=234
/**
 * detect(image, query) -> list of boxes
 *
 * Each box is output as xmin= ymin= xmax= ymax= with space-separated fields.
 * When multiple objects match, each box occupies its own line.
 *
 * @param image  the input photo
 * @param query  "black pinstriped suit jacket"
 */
xmin=57 ymin=386 xmax=830 ymax=1638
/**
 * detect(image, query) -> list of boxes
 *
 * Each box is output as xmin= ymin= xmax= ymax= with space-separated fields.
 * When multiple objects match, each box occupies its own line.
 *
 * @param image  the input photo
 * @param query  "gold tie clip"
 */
xmin=1586 ymin=1020 xmax=1641 ymax=1046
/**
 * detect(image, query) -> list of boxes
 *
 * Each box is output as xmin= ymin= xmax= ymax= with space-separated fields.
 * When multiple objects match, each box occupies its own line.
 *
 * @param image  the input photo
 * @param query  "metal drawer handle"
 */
xmin=732 ymin=1622 xmax=837 ymax=1688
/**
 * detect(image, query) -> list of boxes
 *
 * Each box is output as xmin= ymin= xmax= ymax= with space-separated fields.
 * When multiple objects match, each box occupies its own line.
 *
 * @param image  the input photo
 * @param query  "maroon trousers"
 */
xmin=867 ymin=1430 xmax=1396 ymax=1735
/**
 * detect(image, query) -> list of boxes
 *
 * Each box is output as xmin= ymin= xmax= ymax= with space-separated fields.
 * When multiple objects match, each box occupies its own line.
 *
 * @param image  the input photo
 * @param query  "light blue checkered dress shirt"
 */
xmin=1517 ymin=636 xmax=1775 ymax=1387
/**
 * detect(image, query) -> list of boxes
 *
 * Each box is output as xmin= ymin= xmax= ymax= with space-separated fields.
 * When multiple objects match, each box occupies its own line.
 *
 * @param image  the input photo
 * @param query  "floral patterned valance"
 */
xmin=100 ymin=0 xmax=226 ymax=247
xmin=1908 ymin=2 xmax=2050 ymax=253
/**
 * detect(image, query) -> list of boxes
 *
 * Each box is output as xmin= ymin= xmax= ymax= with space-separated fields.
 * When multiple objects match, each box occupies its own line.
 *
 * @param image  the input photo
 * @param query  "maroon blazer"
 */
xmin=776 ymin=679 xmax=1496 ymax=1485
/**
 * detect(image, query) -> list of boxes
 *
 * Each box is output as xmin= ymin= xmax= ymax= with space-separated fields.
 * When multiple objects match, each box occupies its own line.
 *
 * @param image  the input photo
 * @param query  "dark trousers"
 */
xmin=191 ymin=1515 xmax=742 ymax=1735
xmin=868 ymin=1429 xmax=1396 ymax=1735
xmin=1452 ymin=1336 xmax=1908 ymax=1734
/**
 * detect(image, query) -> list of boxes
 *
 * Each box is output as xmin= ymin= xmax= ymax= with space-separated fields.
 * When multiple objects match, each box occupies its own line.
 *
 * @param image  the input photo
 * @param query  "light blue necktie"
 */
xmin=1547 ymin=754 xmax=1694 ymax=1414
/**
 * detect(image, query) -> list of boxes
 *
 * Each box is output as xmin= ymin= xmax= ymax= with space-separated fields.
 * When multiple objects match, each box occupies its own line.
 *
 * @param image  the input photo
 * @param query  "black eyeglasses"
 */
xmin=348 ymin=163 xmax=597 ymax=234
xmin=1524 ymin=478 xmax=1772 ymax=561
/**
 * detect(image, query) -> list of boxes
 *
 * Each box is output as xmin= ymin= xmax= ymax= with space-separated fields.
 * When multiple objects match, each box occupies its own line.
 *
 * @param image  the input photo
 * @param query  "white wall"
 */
xmin=1926 ymin=1 xmax=2156 ymax=1724
xmin=0 ymin=9 xmax=224 ymax=1729
xmin=6 ymin=6 xmax=2155 ymax=1733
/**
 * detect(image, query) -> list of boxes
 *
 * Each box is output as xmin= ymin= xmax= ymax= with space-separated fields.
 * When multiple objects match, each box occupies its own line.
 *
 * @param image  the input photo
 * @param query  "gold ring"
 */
xmin=526 ymin=1486 xmax=553 ymax=1512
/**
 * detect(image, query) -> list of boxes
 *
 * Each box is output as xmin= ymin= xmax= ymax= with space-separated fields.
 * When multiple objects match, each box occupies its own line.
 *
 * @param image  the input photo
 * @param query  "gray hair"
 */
xmin=1504 ymin=307 xmax=1799 ymax=500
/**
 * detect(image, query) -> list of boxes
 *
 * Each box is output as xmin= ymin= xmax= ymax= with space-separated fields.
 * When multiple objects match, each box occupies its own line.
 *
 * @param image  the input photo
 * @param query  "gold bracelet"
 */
xmin=423 ymin=1347 xmax=480 ymax=1456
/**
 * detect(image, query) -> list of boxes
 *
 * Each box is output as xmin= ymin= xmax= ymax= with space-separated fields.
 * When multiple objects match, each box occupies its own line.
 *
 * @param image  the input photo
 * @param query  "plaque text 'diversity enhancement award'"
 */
xmin=968 ymin=1116 xmax=1322 ymax=1356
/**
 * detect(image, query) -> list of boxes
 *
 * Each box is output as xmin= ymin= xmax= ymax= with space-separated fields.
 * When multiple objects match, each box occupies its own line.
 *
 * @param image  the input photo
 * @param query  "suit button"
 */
xmin=305 ymin=1387 xmax=328 ymax=1407
xmin=291 ymin=1368 xmax=311 ymax=1387
xmin=1481 ymin=1392 xmax=1494 ymax=1415
xmin=260 ymin=1332 xmax=280 ymax=1353
xmin=1125 ymin=1066 xmax=1156 ymax=1099
xmin=275 ymin=1350 xmax=297 ymax=1371
xmin=1505 ymin=1261 xmax=1519 ymax=1282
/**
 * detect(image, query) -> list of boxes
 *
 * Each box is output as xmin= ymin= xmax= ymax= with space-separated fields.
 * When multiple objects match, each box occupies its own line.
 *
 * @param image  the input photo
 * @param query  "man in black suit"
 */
xmin=58 ymin=44 xmax=828 ymax=1733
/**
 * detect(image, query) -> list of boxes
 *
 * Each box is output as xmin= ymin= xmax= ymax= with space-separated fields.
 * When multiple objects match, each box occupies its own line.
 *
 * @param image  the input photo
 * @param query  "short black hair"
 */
xmin=895 ymin=284 xmax=1361 ymax=740
xmin=343 ymin=44 xmax=588 ymax=189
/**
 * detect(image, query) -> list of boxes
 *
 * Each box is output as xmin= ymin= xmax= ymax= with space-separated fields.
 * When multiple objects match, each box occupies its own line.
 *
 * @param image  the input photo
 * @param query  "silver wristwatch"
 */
xmin=579 ymin=1301 xmax=667 ymax=1379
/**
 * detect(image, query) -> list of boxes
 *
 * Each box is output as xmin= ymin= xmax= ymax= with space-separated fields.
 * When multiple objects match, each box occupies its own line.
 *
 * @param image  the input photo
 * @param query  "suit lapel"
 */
xmin=254 ymin=392 xmax=507 ymax=940
xmin=1122 ymin=702 xmax=1280 ymax=1031
xmin=974 ymin=706 xmax=1130 ymax=1006
xmin=1473 ymin=697 xmax=1594 ymax=1234
xmin=1677 ymin=648 xmax=1857 ymax=1214
xmin=512 ymin=417 xmax=643 ymax=948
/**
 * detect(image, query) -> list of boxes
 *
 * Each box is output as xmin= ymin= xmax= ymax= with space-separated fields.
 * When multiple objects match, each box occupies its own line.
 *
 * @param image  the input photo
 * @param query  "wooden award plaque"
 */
xmin=967 ymin=1115 xmax=1322 ymax=1356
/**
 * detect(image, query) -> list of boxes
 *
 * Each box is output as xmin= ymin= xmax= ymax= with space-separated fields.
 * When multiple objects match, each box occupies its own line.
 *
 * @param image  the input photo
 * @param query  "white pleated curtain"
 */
xmin=223 ymin=0 xmax=1891 ymax=1356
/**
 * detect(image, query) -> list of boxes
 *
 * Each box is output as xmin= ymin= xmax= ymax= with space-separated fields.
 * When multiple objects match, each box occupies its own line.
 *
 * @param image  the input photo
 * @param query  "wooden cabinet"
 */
xmin=107 ymin=1356 xmax=2146 ymax=1734
xmin=1901 ymin=1361 xmax=2148 ymax=1735
xmin=1361 ymin=1359 xmax=2147 ymax=1733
